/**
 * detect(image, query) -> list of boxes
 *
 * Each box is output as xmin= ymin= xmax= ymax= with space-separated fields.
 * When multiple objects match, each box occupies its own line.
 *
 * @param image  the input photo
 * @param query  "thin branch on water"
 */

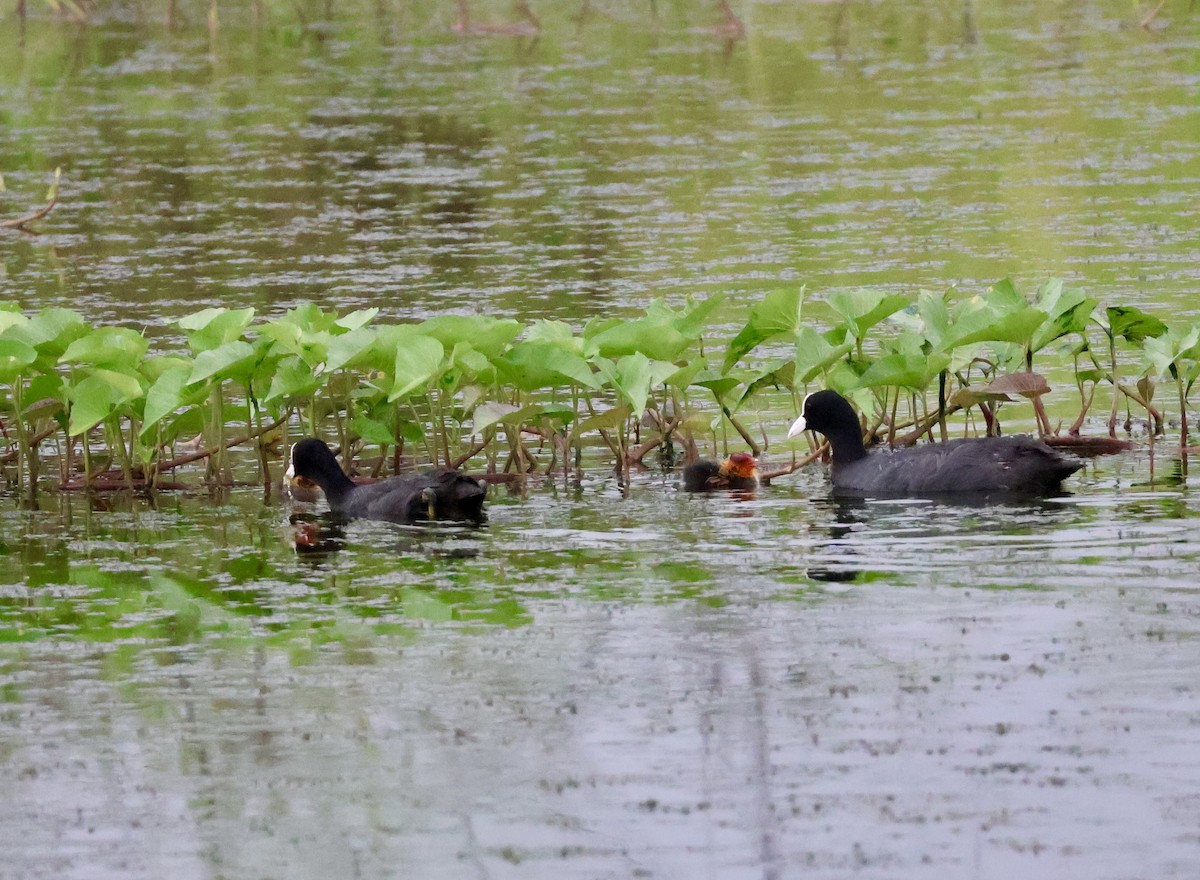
xmin=759 ymin=442 xmax=827 ymax=482
xmin=0 ymin=423 xmax=59 ymax=462
xmin=451 ymin=439 xmax=488 ymax=469
xmin=150 ymin=414 xmax=290 ymax=475
xmin=0 ymin=194 xmax=57 ymax=230
xmin=1140 ymin=0 xmax=1168 ymax=28
xmin=625 ymin=414 xmax=682 ymax=466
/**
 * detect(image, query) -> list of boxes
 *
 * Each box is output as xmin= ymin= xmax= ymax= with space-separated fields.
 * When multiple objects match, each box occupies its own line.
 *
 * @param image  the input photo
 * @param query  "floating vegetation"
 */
xmin=0 ymin=279 xmax=1192 ymax=497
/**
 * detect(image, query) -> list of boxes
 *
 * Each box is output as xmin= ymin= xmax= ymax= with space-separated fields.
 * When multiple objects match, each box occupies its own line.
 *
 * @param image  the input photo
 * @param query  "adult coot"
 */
xmin=286 ymin=438 xmax=487 ymax=523
xmin=682 ymin=452 xmax=759 ymax=491
xmin=787 ymin=390 xmax=1082 ymax=496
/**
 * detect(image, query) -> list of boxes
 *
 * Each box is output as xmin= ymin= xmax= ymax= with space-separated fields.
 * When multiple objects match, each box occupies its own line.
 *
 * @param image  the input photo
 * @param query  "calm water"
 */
xmin=3 ymin=0 xmax=1200 ymax=328
xmin=3 ymin=1 xmax=1200 ymax=878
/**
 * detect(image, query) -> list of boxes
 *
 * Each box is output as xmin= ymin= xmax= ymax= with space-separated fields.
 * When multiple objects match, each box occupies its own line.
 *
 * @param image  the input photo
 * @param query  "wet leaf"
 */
xmin=335 ymin=308 xmax=379 ymax=331
xmin=794 ymin=327 xmax=855 ymax=385
xmin=18 ymin=390 xmax=60 ymax=423
xmin=420 ymin=315 xmax=522 ymax=358
xmin=938 ymin=299 xmax=1046 ymax=352
xmin=324 ymin=326 xmax=377 ymax=373
xmin=662 ymin=359 xmax=704 ymax=389
xmin=178 ymin=307 xmax=255 ymax=353
xmin=594 ymin=353 xmax=664 ymax=417
xmin=472 ymin=401 xmax=522 ymax=433
xmin=692 ymin=369 xmax=743 ymax=401
xmin=60 ymin=327 xmax=148 ymax=368
xmin=980 ymin=371 xmax=1051 ymax=398
xmin=388 ymin=335 xmax=445 ymax=401
xmin=740 ymin=359 xmax=796 ymax=407
xmin=1144 ymin=325 xmax=1200 ymax=380
xmin=447 ymin=341 xmax=491 ymax=376
xmin=16 ymin=308 xmax=88 ymax=362
xmin=524 ymin=319 xmax=588 ymax=352
xmin=187 ymin=340 xmax=257 ymax=385
xmin=67 ymin=370 xmax=143 ymax=435
xmin=951 ymin=386 xmax=1012 ymax=409
xmin=723 ymin=286 xmax=805 ymax=372
xmin=1107 ymin=306 xmax=1168 ymax=344
xmin=349 ymin=414 xmax=398 ymax=446
xmin=0 ymin=338 xmax=37 ymax=383
xmin=1031 ymin=281 xmax=1096 ymax=352
xmin=498 ymin=342 xmax=599 ymax=391
xmin=265 ymin=354 xmax=322 ymax=403
xmin=0 ymin=311 xmax=28 ymax=335
xmin=576 ymin=405 xmax=631 ymax=434
xmin=856 ymin=352 xmax=950 ymax=391
xmin=673 ymin=292 xmax=727 ymax=338
xmin=141 ymin=365 xmax=194 ymax=438
xmin=588 ymin=315 xmax=693 ymax=362
xmin=826 ymin=288 xmax=909 ymax=340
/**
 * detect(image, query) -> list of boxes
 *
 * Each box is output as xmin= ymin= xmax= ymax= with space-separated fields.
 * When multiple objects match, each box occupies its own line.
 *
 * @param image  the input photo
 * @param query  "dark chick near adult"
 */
xmin=682 ymin=452 xmax=759 ymax=492
xmin=787 ymin=389 xmax=1082 ymax=497
xmin=285 ymin=438 xmax=487 ymax=523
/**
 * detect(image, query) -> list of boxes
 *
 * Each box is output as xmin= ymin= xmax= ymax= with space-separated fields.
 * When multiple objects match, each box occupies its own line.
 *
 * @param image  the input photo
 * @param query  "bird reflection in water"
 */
xmin=289 ymin=513 xmax=347 ymax=561
xmin=288 ymin=511 xmax=484 ymax=561
xmin=804 ymin=496 xmax=869 ymax=584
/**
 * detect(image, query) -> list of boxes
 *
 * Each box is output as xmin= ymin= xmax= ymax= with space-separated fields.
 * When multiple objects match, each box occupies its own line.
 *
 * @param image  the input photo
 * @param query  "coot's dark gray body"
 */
xmin=287 ymin=438 xmax=486 ymax=523
xmin=788 ymin=390 xmax=1082 ymax=497
xmin=823 ymin=434 xmax=1081 ymax=496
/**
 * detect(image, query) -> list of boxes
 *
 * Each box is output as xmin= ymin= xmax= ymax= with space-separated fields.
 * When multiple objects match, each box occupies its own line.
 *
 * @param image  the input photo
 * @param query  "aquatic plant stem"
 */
xmin=720 ymin=406 xmax=761 ymax=455
xmin=150 ymin=413 xmax=290 ymax=475
xmin=249 ymin=385 xmax=269 ymax=491
xmin=1087 ymin=345 xmax=1163 ymax=434
xmin=217 ymin=384 xmax=228 ymax=483
xmin=1107 ymin=332 xmax=1121 ymax=437
xmin=937 ymin=371 xmax=949 ymax=442
xmin=109 ymin=418 xmax=135 ymax=489
xmin=11 ymin=375 xmax=30 ymax=495
xmin=1176 ymin=372 xmax=1188 ymax=449
xmin=408 ymin=403 xmax=436 ymax=463
xmin=437 ymin=390 xmax=452 ymax=467
xmin=81 ymin=426 xmax=93 ymax=486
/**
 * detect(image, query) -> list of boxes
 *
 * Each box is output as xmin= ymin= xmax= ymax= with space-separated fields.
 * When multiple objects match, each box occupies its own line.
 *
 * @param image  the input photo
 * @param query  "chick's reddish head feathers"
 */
xmin=719 ymin=452 xmax=759 ymax=481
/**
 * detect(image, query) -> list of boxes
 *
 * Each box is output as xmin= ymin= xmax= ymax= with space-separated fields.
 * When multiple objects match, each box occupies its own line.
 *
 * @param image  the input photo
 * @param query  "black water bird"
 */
xmin=286 ymin=438 xmax=487 ymax=523
xmin=787 ymin=390 xmax=1082 ymax=497
xmin=682 ymin=452 xmax=759 ymax=492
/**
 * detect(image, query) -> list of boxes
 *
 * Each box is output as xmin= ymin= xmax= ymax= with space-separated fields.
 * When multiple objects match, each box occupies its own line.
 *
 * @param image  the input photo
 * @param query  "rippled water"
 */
xmin=4 ymin=0 xmax=1200 ymax=330
xmin=3 ymin=1 xmax=1200 ymax=878
xmin=3 ymin=449 xmax=1200 ymax=878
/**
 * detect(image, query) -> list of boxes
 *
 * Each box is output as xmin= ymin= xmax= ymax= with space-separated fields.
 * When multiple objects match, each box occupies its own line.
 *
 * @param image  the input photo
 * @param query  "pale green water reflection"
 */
xmin=3 ymin=0 xmax=1199 ymax=331
xmin=3 ymin=1 xmax=1200 ymax=877
xmin=2 ymin=453 xmax=1200 ymax=878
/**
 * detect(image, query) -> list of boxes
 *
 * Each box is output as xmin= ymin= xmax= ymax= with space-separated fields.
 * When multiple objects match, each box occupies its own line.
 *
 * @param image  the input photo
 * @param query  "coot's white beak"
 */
xmin=284 ymin=444 xmax=295 ymax=479
xmin=787 ymin=416 xmax=807 ymax=439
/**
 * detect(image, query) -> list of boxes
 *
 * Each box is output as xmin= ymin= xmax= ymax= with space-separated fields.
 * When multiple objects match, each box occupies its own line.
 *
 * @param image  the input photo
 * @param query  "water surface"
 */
xmin=3 ymin=2 xmax=1200 ymax=877
xmin=3 ymin=0 xmax=1199 ymax=330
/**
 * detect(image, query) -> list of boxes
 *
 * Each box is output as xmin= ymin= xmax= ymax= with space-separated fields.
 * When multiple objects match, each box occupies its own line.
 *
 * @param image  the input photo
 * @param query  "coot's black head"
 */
xmin=787 ymin=390 xmax=868 ymax=462
xmin=287 ymin=438 xmax=344 ymax=483
xmin=787 ymin=390 xmax=859 ymax=438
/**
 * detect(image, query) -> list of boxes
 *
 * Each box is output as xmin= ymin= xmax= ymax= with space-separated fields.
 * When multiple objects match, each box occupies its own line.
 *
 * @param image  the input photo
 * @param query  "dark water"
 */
xmin=3 ymin=2 xmax=1200 ymax=878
